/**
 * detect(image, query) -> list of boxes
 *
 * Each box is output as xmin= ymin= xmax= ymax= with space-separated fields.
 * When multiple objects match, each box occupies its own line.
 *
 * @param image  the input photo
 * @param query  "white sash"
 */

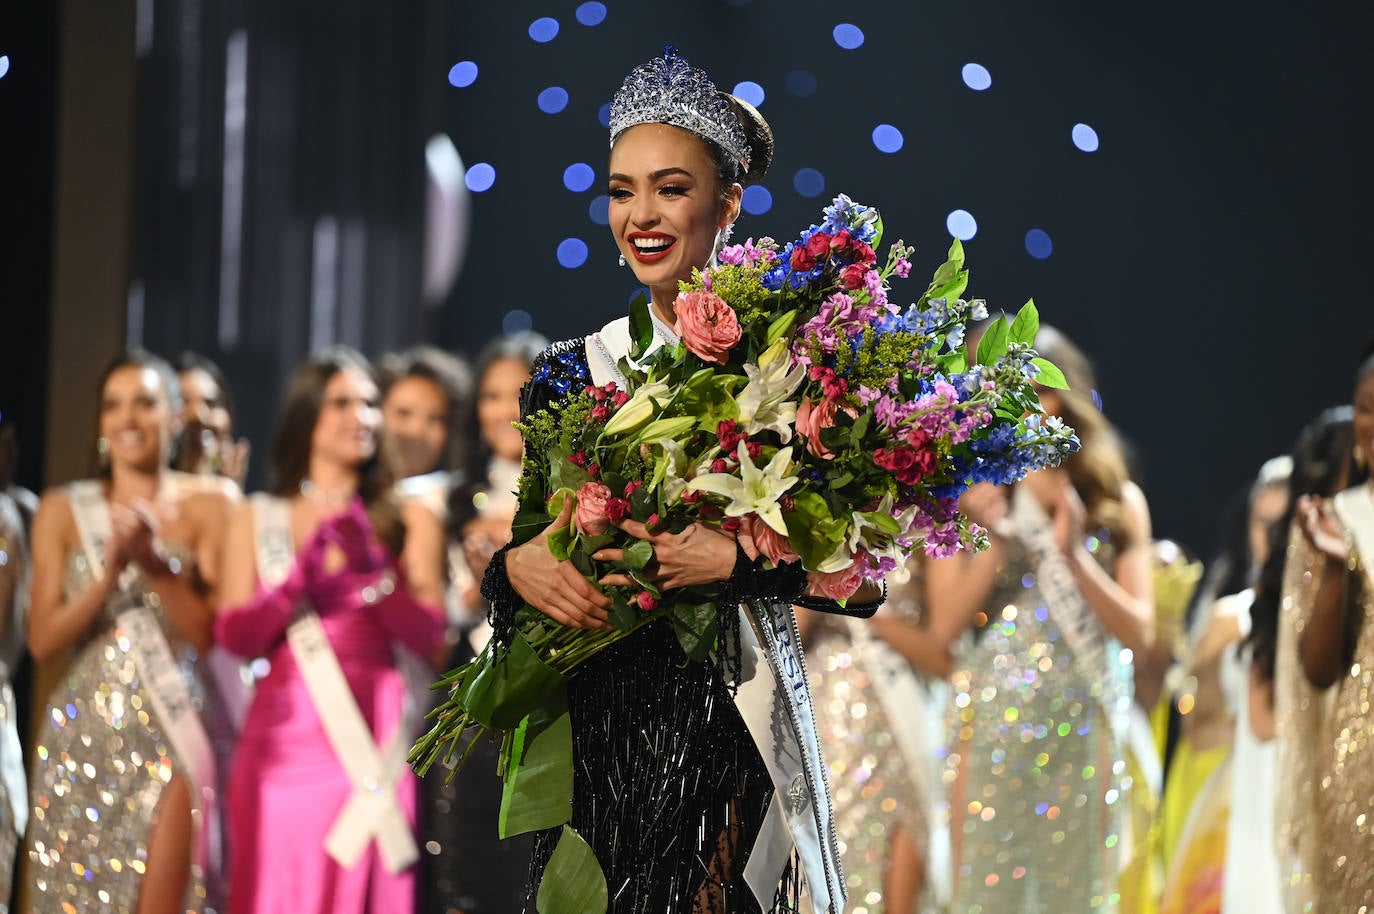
xmin=1010 ymin=487 xmax=1119 ymax=721
xmin=251 ymin=495 xmax=418 ymax=874
xmin=585 ymin=312 xmax=678 ymax=388
xmin=735 ymin=600 xmax=847 ymax=913
xmin=1334 ymin=484 xmax=1374 ymax=580
xmin=66 ymin=480 xmax=216 ymax=869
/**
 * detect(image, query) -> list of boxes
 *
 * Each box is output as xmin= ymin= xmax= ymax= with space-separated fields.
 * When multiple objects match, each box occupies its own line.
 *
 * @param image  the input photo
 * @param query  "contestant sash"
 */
xmin=1334 ymin=485 xmax=1374 ymax=582
xmin=67 ymin=480 xmax=216 ymax=869
xmin=735 ymin=600 xmax=847 ymax=914
xmin=252 ymin=495 xmax=418 ymax=874
xmin=1010 ymin=487 xmax=1120 ymax=721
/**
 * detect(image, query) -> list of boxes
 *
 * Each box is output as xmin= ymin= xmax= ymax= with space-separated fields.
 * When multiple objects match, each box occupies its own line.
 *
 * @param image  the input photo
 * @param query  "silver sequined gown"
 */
xmin=26 ymin=549 xmax=209 ymax=913
xmin=806 ymin=595 xmax=934 ymax=914
xmin=943 ymin=536 xmax=1128 ymax=913
xmin=0 ymin=493 xmax=28 ymax=913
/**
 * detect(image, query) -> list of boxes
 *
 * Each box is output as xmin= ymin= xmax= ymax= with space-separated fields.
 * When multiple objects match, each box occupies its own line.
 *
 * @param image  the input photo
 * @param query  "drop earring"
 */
xmin=96 ymin=436 xmax=110 ymax=468
xmin=1356 ymin=443 xmax=1368 ymax=470
xmin=618 ymin=253 xmax=626 ymax=267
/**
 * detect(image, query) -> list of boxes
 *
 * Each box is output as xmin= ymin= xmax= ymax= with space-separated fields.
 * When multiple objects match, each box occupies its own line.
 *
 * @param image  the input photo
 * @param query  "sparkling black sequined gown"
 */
xmin=483 ymin=340 xmax=808 ymax=914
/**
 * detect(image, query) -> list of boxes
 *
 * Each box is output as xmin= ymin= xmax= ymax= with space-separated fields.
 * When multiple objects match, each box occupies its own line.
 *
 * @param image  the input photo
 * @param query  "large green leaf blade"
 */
xmin=536 ymin=826 xmax=609 ymax=914
xmin=499 ymin=691 xmax=573 ymax=837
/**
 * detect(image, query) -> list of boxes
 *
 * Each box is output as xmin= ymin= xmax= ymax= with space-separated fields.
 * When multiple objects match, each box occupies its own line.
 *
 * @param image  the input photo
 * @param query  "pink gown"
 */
xmin=221 ymin=565 xmax=442 ymax=914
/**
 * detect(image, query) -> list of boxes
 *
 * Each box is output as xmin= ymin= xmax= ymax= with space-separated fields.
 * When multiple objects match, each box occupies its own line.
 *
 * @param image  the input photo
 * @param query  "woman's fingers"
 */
xmin=611 ymin=517 xmax=652 ymax=541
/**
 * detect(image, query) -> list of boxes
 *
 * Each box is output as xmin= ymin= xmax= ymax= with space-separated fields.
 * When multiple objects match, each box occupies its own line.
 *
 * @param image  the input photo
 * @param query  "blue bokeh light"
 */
xmin=465 ymin=163 xmax=496 ymax=193
xmin=0 ymin=56 xmax=8 ymax=80
xmin=793 ymin=168 xmax=826 ymax=198
xmin=447 ymin=61 xmax=477 ymax=88
xmin=628 ymin=286 xmax=651 ymax=304
xmin=961 ymin=62 xmax=992 ymax=91
xmin=785 ymin=70 xmax=817 ymax=97
xmin=502 ymin=309 xmax=534 ymax=336
xmin=538 ymin=87 xmax=569 ymax=114
xmin=528 ymin=17 xmax=560 ymax=42
xmin=833 ymin=23 xmax=865 ymax=50
xmin=742 ymin=185 xmax=773 ymax=215
xmin=732 ymin=81 xmax=765 ymax=107
xmin=871 ymin=124 xmax=904 ymax=154
xmin=588 ymin=194 xmax=610 ymax=225
xmin=946 ymin=209 xmax=978 ymax=240
xmin=598 ymin=103 xmax=612 ymax=128
xmin=557 ymin=238 xmax=589 ymax=269
xmin=1025 ymin=228 xmax=1054 ymax=259
xmin=563 ymin=163 xmax=595 ymax=193
xmin=575 ymin=2 xmax=607 ymax=26
xmin=1072 ymin=123 xmax=1100 ymax=152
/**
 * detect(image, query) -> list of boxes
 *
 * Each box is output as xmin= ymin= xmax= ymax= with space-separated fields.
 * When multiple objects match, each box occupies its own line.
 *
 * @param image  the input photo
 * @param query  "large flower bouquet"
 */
xmin=411 ymin=195 xmax=1078 ymax=911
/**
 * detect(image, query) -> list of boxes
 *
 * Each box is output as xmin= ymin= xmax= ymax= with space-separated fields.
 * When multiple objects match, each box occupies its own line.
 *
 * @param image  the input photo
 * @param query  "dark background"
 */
xmin=2 ymin=0 xmax=1371 ymax=558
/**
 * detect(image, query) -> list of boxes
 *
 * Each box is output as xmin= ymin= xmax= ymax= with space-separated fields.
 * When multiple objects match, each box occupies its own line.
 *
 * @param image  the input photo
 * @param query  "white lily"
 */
xmin=656 ymin=437 xmax=692 ymax=504
xmin=814 ymin=542 xmax=857 ymax=574
xmin=736 ymin=339 xmax=807 ymax=442
xmin=686 ymin=442 xmax=799 ymax=535
xmin=602 ymin=379 xmax=674 ymax=437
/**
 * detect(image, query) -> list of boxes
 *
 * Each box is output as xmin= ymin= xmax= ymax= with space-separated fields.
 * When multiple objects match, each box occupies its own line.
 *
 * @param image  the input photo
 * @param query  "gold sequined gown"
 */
xmin=1314 ymin=526 xmax=1374 ymax=907
xmin=26 ymin=550 xmax=208 ymax=913
xmin=806 ymin=594 xmax=935 ymax=914
xmin=945 ymin=535 xmax=1128 ymax=913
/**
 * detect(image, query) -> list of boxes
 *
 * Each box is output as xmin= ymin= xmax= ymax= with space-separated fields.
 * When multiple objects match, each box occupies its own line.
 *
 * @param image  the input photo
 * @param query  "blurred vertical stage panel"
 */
xmin=128 ymin=0 xmax=448 ymax=488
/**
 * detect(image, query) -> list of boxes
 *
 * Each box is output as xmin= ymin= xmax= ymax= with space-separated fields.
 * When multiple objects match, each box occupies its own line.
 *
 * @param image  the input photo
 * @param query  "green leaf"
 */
xmin=1032 ymin=357 xmax=1070 ymax=389
xmin=458 ymin=631 xmax=566 ymax=730
xmin=1008 ymin=299 xmax=1039 ymax=346
xmin=975 ymin=314 xmax=1009 ymax=365
xmin=858 ymin=510 xmax=903 ymax=536
xmin=536 ymin=826 xmax=608 ymax=914
xmin=783 ymin=491 xmax=848 ymax=571
xmin=544 ymin=487 xmax=577 ymax=560
xmin=627 ymin=292 xmax=654 ymax=360
xmin=609 ymin=592 xmax=638 ymax=630
xmin=633 ymin=415 xmax=697 ymax=444
xmin=869 ymin=213 xmax=885 ymax=251
xmin=499 ymin=691 xmax=572 ymax=837
xmin=622 ymin=539 xmax=654 ymax=571
xmin=549 ymin=459 xmax=592 ymax=496
xmin=672 ymin=602 xmax=718 ymax=664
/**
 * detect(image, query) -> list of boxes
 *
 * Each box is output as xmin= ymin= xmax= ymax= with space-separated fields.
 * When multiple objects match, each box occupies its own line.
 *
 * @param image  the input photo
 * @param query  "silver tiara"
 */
xmin=608 ymin=47 xmax=750 ymax=171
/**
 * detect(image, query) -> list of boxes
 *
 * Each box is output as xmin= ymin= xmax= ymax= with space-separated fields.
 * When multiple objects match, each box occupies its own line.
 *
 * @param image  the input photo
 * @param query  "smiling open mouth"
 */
xmin=629 ymin=234 xmax=676 ymax=263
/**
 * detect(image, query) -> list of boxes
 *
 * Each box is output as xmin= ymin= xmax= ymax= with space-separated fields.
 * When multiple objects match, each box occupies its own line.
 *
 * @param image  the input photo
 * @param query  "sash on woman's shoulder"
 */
xmin=65 ymin=479 xmax=216 ymax=870
xmin=251 ymin=494 xmax=419 ymax=874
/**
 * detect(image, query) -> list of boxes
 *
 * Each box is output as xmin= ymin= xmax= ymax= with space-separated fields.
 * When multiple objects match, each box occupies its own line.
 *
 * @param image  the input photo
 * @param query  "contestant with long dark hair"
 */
xmin=215 ymin=347 xmax=447 ymax=914
xmin=26 ymin=350 xmax=237 ymax=913
xmin=479 ymin=49 xmax=878 ymax=913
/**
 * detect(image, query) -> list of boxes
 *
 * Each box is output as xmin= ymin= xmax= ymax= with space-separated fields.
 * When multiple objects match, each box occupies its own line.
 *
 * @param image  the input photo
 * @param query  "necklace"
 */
xmin=299 ymin=478 xmax=354 ymax=506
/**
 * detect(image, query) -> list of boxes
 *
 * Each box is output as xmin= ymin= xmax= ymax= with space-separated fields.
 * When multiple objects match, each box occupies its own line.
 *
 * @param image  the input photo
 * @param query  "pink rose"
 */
xmin=636 ymin=591 xmax=659 ymax=612
xmin=806 ymin=558 xmax=865 ymax=602
xmin=738 ymin=513 xmax=800 ymax=566
xmin=674 ymin=290 xmax=743 ymax=365
xmin=796 ymin=396 xmax=839 ymax=459
xmin=574 ymin=481 xmax=612 ymax=536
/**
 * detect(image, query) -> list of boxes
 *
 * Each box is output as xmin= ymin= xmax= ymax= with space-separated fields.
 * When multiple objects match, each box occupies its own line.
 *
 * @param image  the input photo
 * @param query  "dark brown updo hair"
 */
xmin=268 ymin=346 xmax=403 ymax=556
xmin=719 ymin=94 xmax=774 ymax=186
